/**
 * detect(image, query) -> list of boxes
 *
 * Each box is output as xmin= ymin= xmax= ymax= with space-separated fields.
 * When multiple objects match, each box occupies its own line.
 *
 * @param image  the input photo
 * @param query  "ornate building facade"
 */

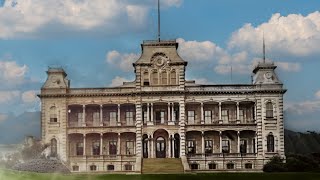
xmin=39 ymin=40 xmax=286 ymax=173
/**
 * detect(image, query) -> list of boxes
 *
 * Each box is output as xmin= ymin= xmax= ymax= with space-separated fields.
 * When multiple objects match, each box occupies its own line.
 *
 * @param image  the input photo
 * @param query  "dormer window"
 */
xmin=161 ymin=71 xmax=167 ymax=85
xmin=152 ymin=70 xmax=158 ymax=85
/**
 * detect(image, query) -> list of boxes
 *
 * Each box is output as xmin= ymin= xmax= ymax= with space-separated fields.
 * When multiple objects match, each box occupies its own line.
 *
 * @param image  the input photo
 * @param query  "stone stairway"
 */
xmin=142 ymin=158 xmax=184 ymax=174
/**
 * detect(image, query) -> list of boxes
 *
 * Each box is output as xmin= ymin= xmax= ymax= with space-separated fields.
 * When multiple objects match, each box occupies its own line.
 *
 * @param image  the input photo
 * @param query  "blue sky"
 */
xmin=0 ymin=0 xmax=320 ymax=138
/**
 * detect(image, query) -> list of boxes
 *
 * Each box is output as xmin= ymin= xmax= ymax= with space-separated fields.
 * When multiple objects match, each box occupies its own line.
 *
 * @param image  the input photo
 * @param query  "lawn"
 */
xmin=1 ymin=169 xmax=320 ymax=180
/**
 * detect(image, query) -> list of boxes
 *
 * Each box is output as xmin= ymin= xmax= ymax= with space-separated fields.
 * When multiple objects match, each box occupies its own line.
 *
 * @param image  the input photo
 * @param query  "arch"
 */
xmin=267 ymin=133 xmax=275 ymax=152
xmin=49 ymin=106 xmax=58 ymax=123
xmin=50 ymin=138 xmax=57 ymax=157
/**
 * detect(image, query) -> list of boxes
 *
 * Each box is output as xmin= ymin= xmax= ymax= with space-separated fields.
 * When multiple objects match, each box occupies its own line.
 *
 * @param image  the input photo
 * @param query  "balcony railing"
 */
xmin=69 ymin=154 xmax=136 ymax=161
xmin=187 ymin=153 xmax=257 ymax=158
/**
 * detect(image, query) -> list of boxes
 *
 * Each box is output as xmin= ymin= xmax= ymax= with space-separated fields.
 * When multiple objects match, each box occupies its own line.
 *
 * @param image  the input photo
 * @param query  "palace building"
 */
xmin=38 ymin=39 xmax=286 ymax=173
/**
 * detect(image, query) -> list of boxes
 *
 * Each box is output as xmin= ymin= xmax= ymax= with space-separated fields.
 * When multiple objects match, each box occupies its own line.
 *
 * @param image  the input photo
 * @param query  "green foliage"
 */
xmin=263 ymin=156 xmax=287 ymax=172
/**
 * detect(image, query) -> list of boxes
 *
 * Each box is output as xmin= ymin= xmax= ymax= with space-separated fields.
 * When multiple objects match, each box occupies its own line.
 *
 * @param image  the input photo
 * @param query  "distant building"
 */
xmin=38 ymin=39 xmax=286 ymax=173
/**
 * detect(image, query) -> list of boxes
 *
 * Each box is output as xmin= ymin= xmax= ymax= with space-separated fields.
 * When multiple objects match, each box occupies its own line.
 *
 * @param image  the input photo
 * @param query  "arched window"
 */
xmin=50 ymin=106 xmax=58 ymax=122
xmin=51 ymin=138 xmax=57 ymax=157
xmin=152 ymin=71 xmax=158 ymax=85
xmin=161 ymin=71 xmax=167 ymax=85
xmin=267 ymin=133 xmax=275 ymax=152
xmin=266 ymin=102 xmax=273 ymax=118
xmin=143 ymin=71 xmax=149 ymax=86
xmin=170 ymin=70 xmax=177 ymax=85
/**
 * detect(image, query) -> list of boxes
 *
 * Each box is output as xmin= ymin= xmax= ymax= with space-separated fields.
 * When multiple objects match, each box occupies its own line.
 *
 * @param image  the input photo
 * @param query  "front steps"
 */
xmin=142 ymin=158 xmax=184 ymax=174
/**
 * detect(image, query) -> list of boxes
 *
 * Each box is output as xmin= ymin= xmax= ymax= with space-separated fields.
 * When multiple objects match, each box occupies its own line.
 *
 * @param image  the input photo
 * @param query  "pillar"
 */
xmin=82 ymin=105 xmax=86 ymax=127
xmin=150 ymin=103 xmax=153 ymax=123
xmin=147 ymin=103 xmax=150 ymax=122
xmin=150 ymin=135 xmax=154 ymax=158
xmin=219 ymin=131 xmax=222 ymax=153
xmin=117 ymin=133 xmax=120 ymax=155
xmin=237 ymin=131 xmax=240 ymax=153
xmin=83 ymin=134 xmax=86 ymax=156
xmin=254 ymin=102 xmax=257 ymax=123
xmin=201 ymin=131 xmax=205 ymax=154
xmin=168 ymin=102 xmax=171 ymax=123
xmin=218 ymin=102 xmax=222 ymax=124
xmin=201 ymin=102 xmax=204 ymax=124
xmin=100 ymin=133 xmax=103 ymax=155
xmin=171 ymin=103 xmax=175 ymax=122
xmin=173 ymin=135 xmax=176 ymax=158
xmin=117 ymin=104 xmax=121 ymax=126
xmin=236 ymin=102 xmax=240 ymax=124
xmin=255 ymin=132 xmax=258 ymax=154
xmin=168 ymin=135 xmax=171 ymax=158
xmin=100 ymin=105 xmax=103 ymax=126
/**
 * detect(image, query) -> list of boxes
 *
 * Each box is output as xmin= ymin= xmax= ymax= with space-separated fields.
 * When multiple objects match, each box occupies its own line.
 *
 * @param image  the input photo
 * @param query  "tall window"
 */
xmin=109 ymin=112 xmax=117 ymax=126
xmin=51 ymin=138 xmax=57 ymax=157
xmin=50 ymin=106 xmax=58 ymax=122
xmin=143 ymin=71 xmax=149 ymax=86
xmin=161 ymin=71 xmax=167 ymax=85
xmin=170 ymin=70 xmax=177 ymax=85
xmin=126 ymin=111 xmax=134 ymax=126
xmin=205 ymin=140 xmax=213 ymax=153
xmin=187 ymin=111 xmax=195 ymax=124
xmin=267 ymin=134 xmax=275 ymax=152
xmin=221 ymin=110 xmax=229 ymax=122
xmin=152 ymin=71 xmax=158 ymax=85
xmin=109 ymin=141 xmax=117 ymax=155
xmin=93 ymin=111 xmax=100 ymax=126
xmin=92 ymin=141 xmax=100 ymax=155
xmin=222 ymin=139 xmax=230 ymax=153
xmin=187 ymin=140 xmax=195 ymax=154
xmin=204 ymin=110 xmax=212 ymax=124
xmin=239 ymin=109 xmax=244 ymax=122
xmin=76 ymin=142 xmax=84 ymax=156
xmin=155 ymin=111 xmax=165 ymax=124
xmin=143 ymin=111 xmax=147 ymax=124
xmin=126 ymin=141 xmax=134 ymax=155
xmin=266 ymin=102 xmax=273 ymax=118
xmin=240 ymin=139 xmax=247 ymax=154
xmin=77 ymin=112 xmax=83 ymax=126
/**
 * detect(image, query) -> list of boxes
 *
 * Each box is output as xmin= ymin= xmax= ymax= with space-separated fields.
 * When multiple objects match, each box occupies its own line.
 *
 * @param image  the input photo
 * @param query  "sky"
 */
xmin=0 ymin=0 xmax=320 ymax=141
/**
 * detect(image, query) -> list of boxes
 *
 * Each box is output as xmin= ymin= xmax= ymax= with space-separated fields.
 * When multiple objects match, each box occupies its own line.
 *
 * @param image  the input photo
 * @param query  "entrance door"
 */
xmin=156 ymin=137 xmax=166 ymax=158
xmin=143 ymin=139 xmax=148 ymax=158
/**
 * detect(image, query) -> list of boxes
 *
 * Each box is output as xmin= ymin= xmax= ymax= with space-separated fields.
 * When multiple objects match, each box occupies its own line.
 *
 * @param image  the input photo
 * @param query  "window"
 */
xmin=93 ymin=112 xmax=100 ymax=126
xmin=222 ymin=140 xmax=230 ymax=153
xmin=92 ymin=141 xmax=100 ymax=155
xmin=187 ymin=140 xmax=195 ymax=154
xmin=155 ymin=111 xmax=165 ymax=124
xmin=226 ymin=163 xmax=234 ymax=169
xmin=50 ymin=106 xmax=58 ymax=123
xmin=90 ymin=165 xmax=97 ymax=171
xmin=143 ymin=71 xmax=149 ymax=86
xmin=51 ymin=138 xmax=57 ymax=157
xmin=76 ymin=142 xmax=84 ymax=156
xmin=267 ymin=134 xmax=275 ymax=152
xmin=240 ymin=139 xmax=247 ymax=154
xmin=266 ymin=102 xmax=273 ymax=118
xmin=107 ymin=165 xmax=114 ymax=171
xmin=205 ymin=140 xmax=213 ymax=153
xmin=126 ymin=111 xmax=134 ymax=126
xmin=161 ymin=71 xmax=167 ymax=85
xmin=109 ymin=112 xmax=117 ymax=126
xmin=208 ymin=163 xmax=217 ymax=169
xmin=126 ymin=141 xmax=134 ymax=155
xmin=245 ymin=163 xmax=253 ymax=169
xmin=187 ymin=111 xmax=195 ymax=124
xmin=124 ymin=164 xmax=133 ymax=171
xmin=109 ymin=141 xmax=117 ymax=155
xmin=190 ymin=163 xmax=199 ymax=170
xmin=72 ymin=165 xmax=79 ymax=171
xmin=221 ymin=110 xmax=229 ymax=122
xmin=152 ymin=71 xmax=158 ymax=85
xmin=143 ymin=111 xmax=147 ymax=124
xmin=239 ymin=109 xmax=244 ymax=122
xmin=77 ymin=112 xmax=83 ymax=126
xmin=204 ymin=110 xmax=212 ymax=124
xmin=170 ymin=71 xmax=177 ymax=85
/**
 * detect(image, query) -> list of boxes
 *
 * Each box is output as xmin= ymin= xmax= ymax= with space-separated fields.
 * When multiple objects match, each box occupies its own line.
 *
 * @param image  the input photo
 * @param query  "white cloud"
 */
xmin=214 ymin=64 xmax=251 ymax=75
xmin=315 ymin=90 xmax=320 ymax=99
xmin=21 ymin=90 xmax=38 ymax=103
xmin=106 ymin=50 xmax=140 ymax=72
xmin=276 ymin=62 xmax=301 ymax=72
xmin=0 ymin=0 xmax=182 ymax=39
xmin=109 ymin=76 xmax=132 ymax=87
xmin=285 ymin=100 xmax=320 ymax=115
xmin=0 ymin=61 xmax=28 ymax=85
xmin=228 ymin=11 xmax=320 ymax=57
xmin=0 ymin=91 xmax=20 ymax=104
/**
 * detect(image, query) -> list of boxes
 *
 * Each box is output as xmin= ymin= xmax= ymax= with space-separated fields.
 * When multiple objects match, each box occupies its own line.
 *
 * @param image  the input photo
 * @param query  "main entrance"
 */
xmin=156 ymin=137 xmax=166 ymax=158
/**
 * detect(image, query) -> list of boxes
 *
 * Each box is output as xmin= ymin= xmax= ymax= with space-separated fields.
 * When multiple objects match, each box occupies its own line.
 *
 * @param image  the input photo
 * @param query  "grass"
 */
xmin=1 ymin=169 xmax=320 ymax=180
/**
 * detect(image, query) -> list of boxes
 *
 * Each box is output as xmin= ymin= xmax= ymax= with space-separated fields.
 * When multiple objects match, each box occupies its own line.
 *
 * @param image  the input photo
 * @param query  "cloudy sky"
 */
xmin=0 ymin=0 xmax=320 ymax=139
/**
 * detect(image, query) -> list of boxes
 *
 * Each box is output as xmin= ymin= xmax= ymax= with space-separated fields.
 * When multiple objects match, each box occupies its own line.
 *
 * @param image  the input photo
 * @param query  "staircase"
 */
xmin=142 ymin=158 xmax=184 ymax=174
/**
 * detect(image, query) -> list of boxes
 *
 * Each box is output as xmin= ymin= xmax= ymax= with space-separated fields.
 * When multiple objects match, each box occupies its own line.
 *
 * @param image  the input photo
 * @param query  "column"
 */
xmin=117 ymin=133 xmax=121 ymax=155
xmin=237 ymin=131 xmax=240 ymax=153
xmin=147 ymin=103 xmax=150 ymax=122
xmin=100 ymin=133 xmax=103 ymax=155
xmin=100 ymin=105 xmax=103 ymax=126
xmin=82 ymin=105 xmax=86 ymax=127
xmin=117 ymin=104 xmax=121 ymax=126
xmin=173 ymin=135 xmax=176 ymax=158
xmin=168 ymin=135 xmax=171 ymax=158
xmin=219 ymin=131 xmax=222 ymax=153
xmin=168 ymin=102 xmax=171 ymax=124
xmin=254 ymin=102 xmax=257 ymax=123
xmin=150 ymin=103 xmax=153 ymax=123
xmin=201 ymin=131 xmax=205 ymax=154
xmin=201 ymin=102 xmax=204 ymax=124
xmin=171 ymin=103 xmax=175 ymax=123
xmin=83 ymin=134 xmax=86 ymax=156
xmin=150 ymin=135 xmax=154 ymax=158
xmin=236 ymin=102 xmax=240 ymax=124
xmin=218 ymin=102 xmax=222 ymax=124
xmin=148 ymin=135 xmax=151 ymax=158
xmin=255 ymin=132 xmax=258 ymax=154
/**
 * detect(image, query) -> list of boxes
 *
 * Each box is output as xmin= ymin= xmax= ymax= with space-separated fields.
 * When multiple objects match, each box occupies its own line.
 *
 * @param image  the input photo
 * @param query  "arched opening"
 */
xmin=170 ymin=70 xmax=177 ymax=85
xmin=156 ymin=137 xmax=166 ymax=158
xmin=161 ymin=71 xmax=167 ymax=85
xmin=267 ymin=133 xmax=275 ymax=152
xmin=50 ymin=106 xmax=58 ymax=123
xmin=142 ymin=134 xmax=148 ymax=158
xmin=266 ymin=102 xmax=273 ymax=118
xmin=50 ymin=138 xmax=57 ymax=157
xmin=152 ymin=70 xmax=158 ymax=85
xmin=174 ymin=133 xmax=180 ymax=158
